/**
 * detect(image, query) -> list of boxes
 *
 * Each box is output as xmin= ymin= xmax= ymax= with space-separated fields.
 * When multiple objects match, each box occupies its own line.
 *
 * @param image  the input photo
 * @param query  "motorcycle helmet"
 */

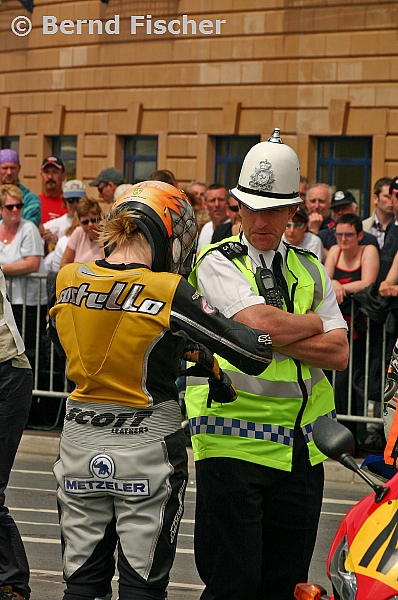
xmin=111 ymin=180 xmax=198 ymax=274
xmin=230 ymin=128 xmax=301 ymax=210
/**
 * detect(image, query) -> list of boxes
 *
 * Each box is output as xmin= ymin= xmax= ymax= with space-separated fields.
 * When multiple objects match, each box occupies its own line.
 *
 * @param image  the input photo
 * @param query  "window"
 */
xmin=215 ymin=136 xmax=260 ymax=189
xmin=0 ymin=136 xmax=19 ymax=153
xmin=51 ymin=136 xmax=77 ymax=179
xmin=316 ymin=137 xmax=372 ymax=218
xmin=123 ymin=136 xmax=158 ymax=184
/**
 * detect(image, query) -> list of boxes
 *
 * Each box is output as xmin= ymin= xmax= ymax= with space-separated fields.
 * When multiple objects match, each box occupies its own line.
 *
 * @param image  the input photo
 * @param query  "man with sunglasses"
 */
xmin=42 ymin=180 xmax=86 ymax=253
xmin=0 ymin=149 xmax=41 ymax=227
xmin=39 ymin=156 xmax=67 ymax=224
xmin=89 ymin=168 xmax=126 ymax=205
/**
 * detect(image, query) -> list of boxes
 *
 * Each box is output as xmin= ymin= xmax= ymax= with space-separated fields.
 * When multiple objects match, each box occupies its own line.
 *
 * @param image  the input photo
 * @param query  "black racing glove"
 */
xmin=181 ymin=341 xmax=237 ymax=408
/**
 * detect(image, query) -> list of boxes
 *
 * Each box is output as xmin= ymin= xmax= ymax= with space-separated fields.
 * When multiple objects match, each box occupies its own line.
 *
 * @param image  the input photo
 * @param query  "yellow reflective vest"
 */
xmin=185 ymin=237 xmax=335 ymax=472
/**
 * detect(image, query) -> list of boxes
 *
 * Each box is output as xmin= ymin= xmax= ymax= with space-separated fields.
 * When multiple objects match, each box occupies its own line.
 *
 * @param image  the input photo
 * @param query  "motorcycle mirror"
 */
xmin=313 ymin=416 xmax=390 ymax=503
xmin=312 ymin=415 xmax=355 ymax=460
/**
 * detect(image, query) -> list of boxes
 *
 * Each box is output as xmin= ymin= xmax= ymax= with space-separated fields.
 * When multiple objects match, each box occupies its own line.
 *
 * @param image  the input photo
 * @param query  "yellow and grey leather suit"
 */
xmin=48 ymin=259 xmax=272 ymax=597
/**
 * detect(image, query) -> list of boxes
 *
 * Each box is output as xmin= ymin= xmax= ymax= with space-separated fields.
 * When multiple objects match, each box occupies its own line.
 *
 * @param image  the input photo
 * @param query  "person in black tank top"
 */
xmin=325 ymin=214 xmax=380 ymax=450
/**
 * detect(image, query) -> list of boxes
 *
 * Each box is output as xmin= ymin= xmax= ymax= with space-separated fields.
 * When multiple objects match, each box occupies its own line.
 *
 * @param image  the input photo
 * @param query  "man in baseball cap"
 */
xmin=42 ymin=180 xmax=86 ymax=255
xmin=319 ymin=189 xmax=378 ymax=254
xmin=39 ymin=156 xmax=67 ymax=223
xmin=41 ymin=156 xmax=65 ymax=172
xmin=0 ymin=149 xmax=41 ymax=226
xmin=89 ymin=167 xmax=126 ymax=204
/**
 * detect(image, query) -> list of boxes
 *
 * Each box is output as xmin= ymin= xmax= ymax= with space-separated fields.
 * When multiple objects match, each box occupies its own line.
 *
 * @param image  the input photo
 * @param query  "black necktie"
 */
xmin=272 ymin=252 xmax=291 ymax=311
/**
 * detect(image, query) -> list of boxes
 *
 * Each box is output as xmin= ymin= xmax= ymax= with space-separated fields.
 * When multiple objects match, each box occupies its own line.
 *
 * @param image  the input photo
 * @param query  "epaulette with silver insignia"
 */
xmin=216 ymin=241 xmax=248 ymax=261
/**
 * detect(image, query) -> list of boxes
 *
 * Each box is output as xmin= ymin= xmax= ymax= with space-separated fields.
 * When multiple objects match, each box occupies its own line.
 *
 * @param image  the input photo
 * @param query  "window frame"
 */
xmin=316 ymin=136 xmax=372 ymax=218
xmin=51 ymin=135 xmax=77 ymax=179
xmin=123 ymin=135 xmax=158 ymax=184
xmin=214 ymin=135 xmax=260 ymax=189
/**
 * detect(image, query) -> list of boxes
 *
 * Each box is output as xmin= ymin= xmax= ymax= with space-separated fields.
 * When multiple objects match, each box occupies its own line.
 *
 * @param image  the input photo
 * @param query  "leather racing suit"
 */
xmin=48 ymin=259 xmax=272 ymax=600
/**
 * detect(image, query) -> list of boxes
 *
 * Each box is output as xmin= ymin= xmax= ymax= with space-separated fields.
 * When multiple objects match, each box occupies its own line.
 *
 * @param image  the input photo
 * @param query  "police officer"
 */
xmin=48 ymin=181 xmax=273 ymax=600
xmin=185 ymin=129 xmax=349 ymax=600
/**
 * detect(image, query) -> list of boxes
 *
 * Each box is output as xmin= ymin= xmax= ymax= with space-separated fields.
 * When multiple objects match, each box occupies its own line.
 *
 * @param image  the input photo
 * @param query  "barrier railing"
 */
xmin=7 ymin=272 xmax=68 ymax=430
xmin=333 ymin=295 xmax=386 ymax=428
xmin=6 ymin=274 xmax=391 ymax=430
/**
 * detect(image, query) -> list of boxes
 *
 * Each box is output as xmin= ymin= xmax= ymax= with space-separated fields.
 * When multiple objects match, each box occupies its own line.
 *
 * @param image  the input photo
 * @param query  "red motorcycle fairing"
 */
xmin=326 ymin=472 xmax=398 ymax=599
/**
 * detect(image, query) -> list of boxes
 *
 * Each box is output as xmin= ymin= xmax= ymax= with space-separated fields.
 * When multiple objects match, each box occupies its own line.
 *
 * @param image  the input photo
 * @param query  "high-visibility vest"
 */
xmin=185 ymin=237 xmax=335 ymax=471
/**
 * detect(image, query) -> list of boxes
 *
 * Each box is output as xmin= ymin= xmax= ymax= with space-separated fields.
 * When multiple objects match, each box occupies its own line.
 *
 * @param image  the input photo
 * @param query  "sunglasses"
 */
xmin=98 ymin=183 xmax=109 ymax=194
xmin=228 ymin=205 xmax=240 ymax=212
xmin=3 ymin=203 xmax=24 ymax=211
xmin=286 ymin=221 xmax=304 ymax=229
xmin=80 ymin=217 xmax=100 ymax=226
xmin=66 ymin=197 xmax=81 ymax=204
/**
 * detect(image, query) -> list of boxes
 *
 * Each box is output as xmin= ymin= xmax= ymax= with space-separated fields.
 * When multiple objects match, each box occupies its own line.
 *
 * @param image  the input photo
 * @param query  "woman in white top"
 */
xmin=0 ymin=184 xmax=47 ymax=364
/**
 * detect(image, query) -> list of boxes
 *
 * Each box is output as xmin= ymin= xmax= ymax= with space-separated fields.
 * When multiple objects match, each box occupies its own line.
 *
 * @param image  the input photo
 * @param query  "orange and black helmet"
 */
xmin=112 ymin=180 xmax=197 ymax=274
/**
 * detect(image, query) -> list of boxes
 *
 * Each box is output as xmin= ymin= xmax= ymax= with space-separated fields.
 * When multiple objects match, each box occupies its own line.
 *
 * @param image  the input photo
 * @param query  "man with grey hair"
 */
xmin=305 ymin=182 xmax=334 ymax=235
xmin=186 ymin=180 xmax=207 ymax=211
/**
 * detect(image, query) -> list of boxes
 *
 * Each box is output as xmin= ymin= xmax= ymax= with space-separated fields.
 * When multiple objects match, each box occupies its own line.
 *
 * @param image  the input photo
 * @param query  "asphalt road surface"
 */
xmin=9 ymin=451 xmax=371 ymax=599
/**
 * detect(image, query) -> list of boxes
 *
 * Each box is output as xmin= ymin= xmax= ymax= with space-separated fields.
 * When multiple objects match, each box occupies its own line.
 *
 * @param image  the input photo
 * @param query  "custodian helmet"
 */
xmin=112 ymin=180 xmax=197 ymax=274
xmin=230 ymin=128 xmax=301 ymax=211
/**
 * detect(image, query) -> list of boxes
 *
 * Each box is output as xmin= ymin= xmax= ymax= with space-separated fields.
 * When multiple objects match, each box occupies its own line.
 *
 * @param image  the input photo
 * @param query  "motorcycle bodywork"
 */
xmin=295 ymin=417 xmax=398 ymax=600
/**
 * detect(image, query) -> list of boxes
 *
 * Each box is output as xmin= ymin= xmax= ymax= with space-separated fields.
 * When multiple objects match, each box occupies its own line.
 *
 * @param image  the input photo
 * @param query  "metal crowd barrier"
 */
xmin=332 ymin=295 xmax=386 ymax=428
xmin=6 ymin=275 xmax=390 ymax=430
xmin=8 ymin=272 xmax=68 ymax=430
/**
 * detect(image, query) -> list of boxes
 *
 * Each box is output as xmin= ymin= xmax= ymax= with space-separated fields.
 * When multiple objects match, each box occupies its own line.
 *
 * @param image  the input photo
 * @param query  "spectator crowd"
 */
xmin=2 ymin=137 xmax=397 ymax=600
xmin=0 ymin=145 xmax=396 ymax=454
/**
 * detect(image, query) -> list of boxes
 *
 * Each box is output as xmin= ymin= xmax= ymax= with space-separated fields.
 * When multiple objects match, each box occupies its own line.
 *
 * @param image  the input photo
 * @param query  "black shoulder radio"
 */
xmin=254 ymin=255 xmax=283 ymax=309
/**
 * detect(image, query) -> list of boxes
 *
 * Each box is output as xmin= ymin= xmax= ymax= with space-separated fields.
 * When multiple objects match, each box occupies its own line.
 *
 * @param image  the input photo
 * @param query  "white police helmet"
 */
xmin=230 ymin=128 xmax=301 ymax=210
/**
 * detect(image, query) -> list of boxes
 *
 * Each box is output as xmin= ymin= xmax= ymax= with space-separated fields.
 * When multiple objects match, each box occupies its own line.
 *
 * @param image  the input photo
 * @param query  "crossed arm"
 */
xmin=197 ymin=249 xmax=349 ymax=371
xmin=232 ymin=304 xmax=348 ymax=371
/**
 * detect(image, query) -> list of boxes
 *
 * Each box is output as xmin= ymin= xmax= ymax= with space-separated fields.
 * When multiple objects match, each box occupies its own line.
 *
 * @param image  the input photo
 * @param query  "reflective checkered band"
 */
xmin=301 ymin=410 xmax=337 ymax=443
xmin=189 ymin=416 xmax=294 ymax=446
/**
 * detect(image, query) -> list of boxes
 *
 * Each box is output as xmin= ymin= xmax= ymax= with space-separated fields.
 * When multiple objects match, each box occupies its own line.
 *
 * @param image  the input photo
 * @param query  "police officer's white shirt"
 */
xmin=197 ymin=233 xmax=347 ymax=333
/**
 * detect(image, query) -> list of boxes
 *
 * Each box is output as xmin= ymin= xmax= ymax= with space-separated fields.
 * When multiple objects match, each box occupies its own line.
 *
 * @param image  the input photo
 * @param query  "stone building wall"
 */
xmin=0 ymin=0 xmax=397 ymax=210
